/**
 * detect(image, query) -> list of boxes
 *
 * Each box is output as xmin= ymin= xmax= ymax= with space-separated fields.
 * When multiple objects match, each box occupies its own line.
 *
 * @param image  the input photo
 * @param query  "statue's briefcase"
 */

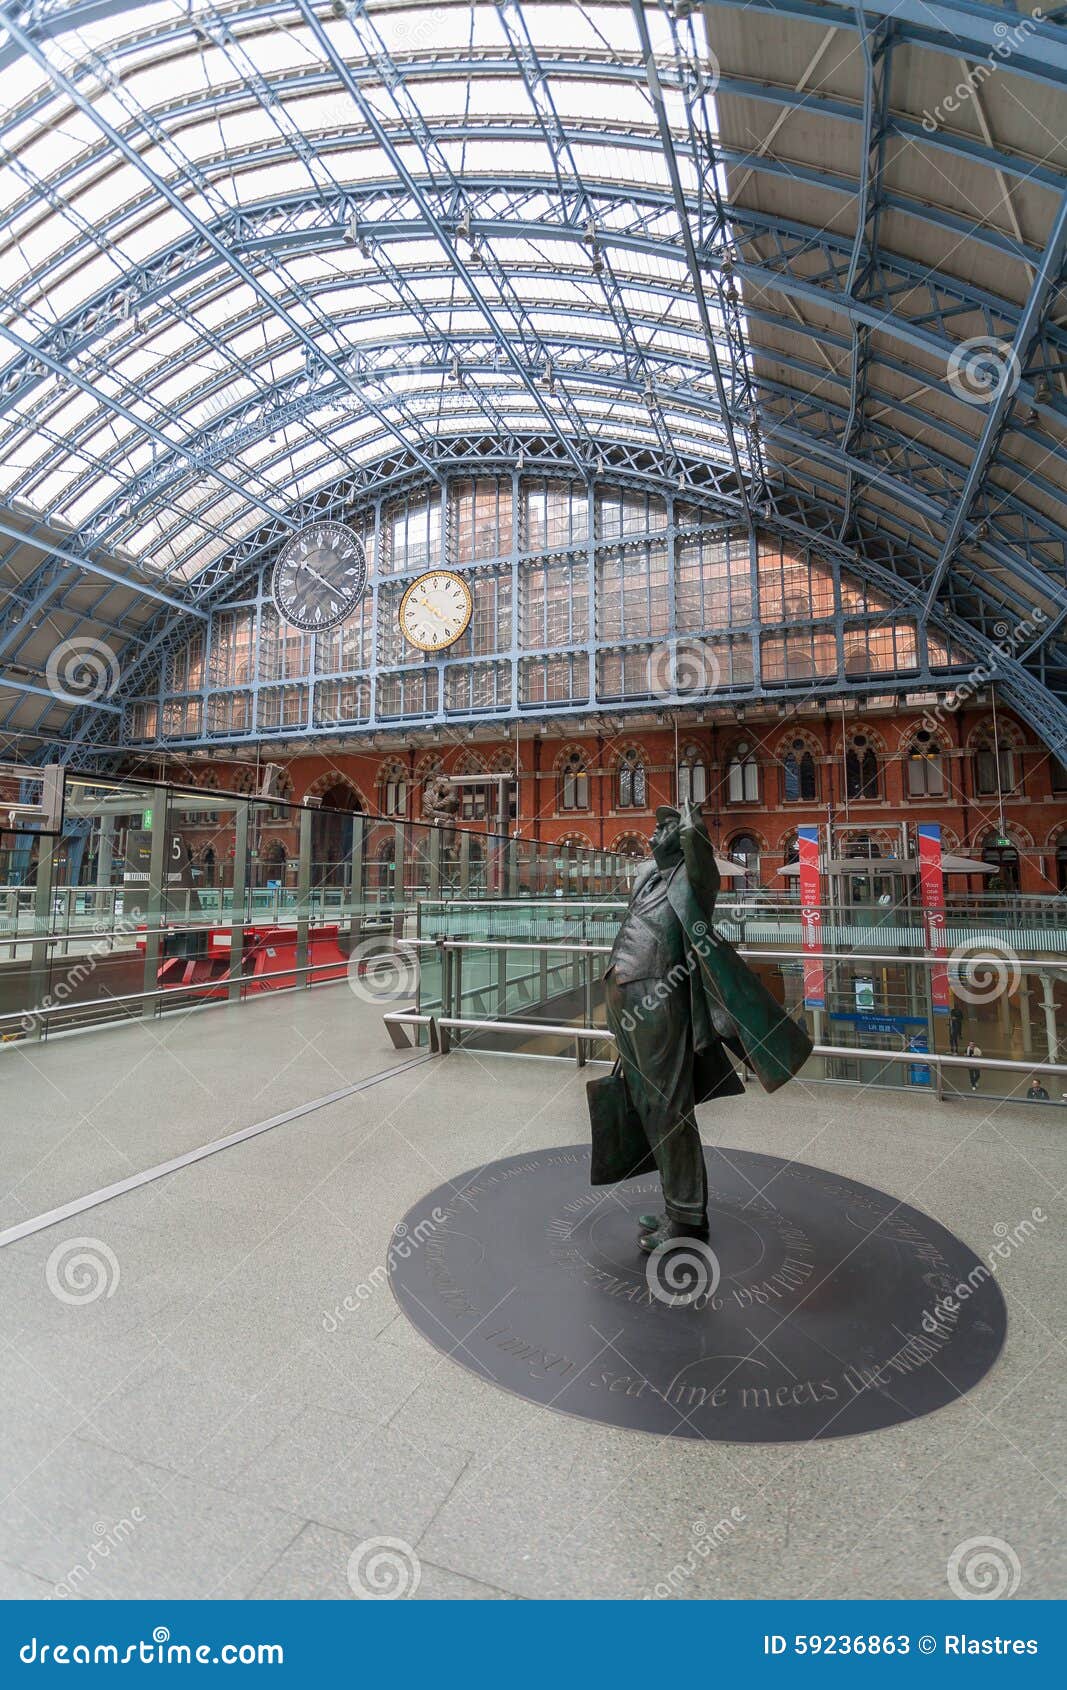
xmin=586 ymin=1062 xmax=656 ymax=1185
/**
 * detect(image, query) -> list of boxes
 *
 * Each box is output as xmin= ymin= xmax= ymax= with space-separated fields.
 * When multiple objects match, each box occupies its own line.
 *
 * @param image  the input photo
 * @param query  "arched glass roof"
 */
xmin=0 ymin=0 xmax=1064 ymax=757
xmin=0 ymin=0 xmax=751 ymax=586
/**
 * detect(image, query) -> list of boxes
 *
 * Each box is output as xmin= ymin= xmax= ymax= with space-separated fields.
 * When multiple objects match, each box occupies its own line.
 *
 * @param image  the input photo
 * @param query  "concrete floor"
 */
xmin=0 ymin=983 xmax=1064 ymax=1601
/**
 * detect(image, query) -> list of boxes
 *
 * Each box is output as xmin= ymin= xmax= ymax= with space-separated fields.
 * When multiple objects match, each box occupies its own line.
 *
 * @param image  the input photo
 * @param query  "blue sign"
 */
xmin=829 ymin=1012 xmax=926 ymax=1035
xmin=909 ymin=1030 xmax=931 ymax=1086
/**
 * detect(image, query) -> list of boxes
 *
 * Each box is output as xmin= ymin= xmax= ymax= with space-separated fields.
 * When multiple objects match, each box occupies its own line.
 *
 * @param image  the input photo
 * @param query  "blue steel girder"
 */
xmin=0 ymin=9 xmax=447 ymax=488
xmin=0 ymin=0 xmax=1062 ymax=750
xmin=760 ymin=458 xmax=1044 ymax=622
xmin=0 ymin=90 xmax=368 ymax=506
xmin=630 ymin=0 xmax=752 ymax=509
xmin=5 ymin=0 xmax=1067 ymax=92
xmin=708 ymin=72 xmax=1067 ymax=191
xmin=491 ymin=0 xmax=678 ymax=468
xmin=37 ymin=308 xmax=1067 ymax=632
xmin=44 ymin=318 xmax=1067 ymax=621
xmin=291 ymin=0 xmax=594 ymax=476
xmin=153 ymin=1 xmax=518 ymax=466
xmin=5 ymin=29 xmax=1057 ymax=422
xmin=747 ymin=343 xmax=1067 ymax=527
xmin=7 ymin=177 xmax=1066 ymax=462
xmin=22 ymin=212 xmax=1055 ymax=520
xmin=920 ymin=192 xmax=1067 ymax=620
xmin=0 ymin=516 xmax=208 ymax=631
xmin=13 ymin=183 xmax=1063 ymax=610
xmin=49 ymin=460 xmax=1066 ymax=766
xmin=724 ymin=212 xmax=1067 ymax=405
xmin=41 ymin=314 xmax=746 ymax=565
xmin=758 ymin=376 xmax=1067 ymax=564
xmin=0 ymin=311 xmax=293 ymax=540
xmin=836 ymin=10 xmax=893 ymax=543
xmin=1 ymin=60 xmax=1055 ymax=314
xmin=671 ymin=11 xmax=767 ymax=494
xmin=705 ymin=0 xmax=1067 ymax=90
xmin=5 ymin=157 xmax=1065 ymax=444
xmin=0 ymin=179 xmax=749 ymax=528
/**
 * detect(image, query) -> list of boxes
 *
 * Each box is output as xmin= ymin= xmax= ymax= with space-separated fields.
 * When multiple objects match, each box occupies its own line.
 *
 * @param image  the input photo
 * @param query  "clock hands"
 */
xmin=298 ymin=561 xmax=339 ymax=595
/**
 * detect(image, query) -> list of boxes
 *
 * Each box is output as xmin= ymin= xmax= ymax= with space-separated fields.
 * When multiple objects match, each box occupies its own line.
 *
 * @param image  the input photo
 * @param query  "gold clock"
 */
xmin=399 ymin=569 xmax=473 ymax=652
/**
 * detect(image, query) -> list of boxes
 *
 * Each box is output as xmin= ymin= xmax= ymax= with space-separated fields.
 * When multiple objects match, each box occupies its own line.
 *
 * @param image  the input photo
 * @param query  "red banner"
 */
xmin=918 ymin=824 xmax=951 ymax=1015
xmin=798 ymin=826 xmax=824 ymax=1008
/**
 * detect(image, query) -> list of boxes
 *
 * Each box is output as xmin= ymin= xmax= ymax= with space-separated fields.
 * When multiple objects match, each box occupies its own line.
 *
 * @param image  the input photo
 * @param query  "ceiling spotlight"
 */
xmin=582 ymin=216 xmax=598 ymax=247
xmin=449 ymin=356 xmax=462 ymax=383
xmin=516 ymin=446 xmax=525 ymax=471
xmin=456 ymin=210 xmax=473 ymax=243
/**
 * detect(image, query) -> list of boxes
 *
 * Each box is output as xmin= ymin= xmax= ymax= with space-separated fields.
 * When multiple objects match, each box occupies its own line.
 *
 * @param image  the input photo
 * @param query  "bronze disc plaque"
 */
xmin=388 ymin=1146 xmax=1006 ymax=1441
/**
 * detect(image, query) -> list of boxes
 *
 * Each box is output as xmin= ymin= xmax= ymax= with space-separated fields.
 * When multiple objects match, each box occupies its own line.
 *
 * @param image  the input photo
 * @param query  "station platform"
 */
xmin=1 ymin=987 xmax=1063 ymax=1601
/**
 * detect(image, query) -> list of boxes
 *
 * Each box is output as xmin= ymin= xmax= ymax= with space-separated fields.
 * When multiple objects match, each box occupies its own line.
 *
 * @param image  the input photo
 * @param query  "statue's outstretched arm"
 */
xmin=678 ymin=800 xmax=720 ymax=919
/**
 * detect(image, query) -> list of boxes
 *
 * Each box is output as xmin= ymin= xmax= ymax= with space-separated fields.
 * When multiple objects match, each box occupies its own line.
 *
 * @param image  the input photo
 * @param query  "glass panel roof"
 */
xmin=0 ymin=0 xmax=743 ymax=582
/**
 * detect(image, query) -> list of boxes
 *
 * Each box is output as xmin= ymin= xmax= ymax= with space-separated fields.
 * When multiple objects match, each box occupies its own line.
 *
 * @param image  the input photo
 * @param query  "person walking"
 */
xmin=965 ymin=1039 xmax=982 ymax=1092
xmin=949 ymin=1002 xmax=963 ymax=1056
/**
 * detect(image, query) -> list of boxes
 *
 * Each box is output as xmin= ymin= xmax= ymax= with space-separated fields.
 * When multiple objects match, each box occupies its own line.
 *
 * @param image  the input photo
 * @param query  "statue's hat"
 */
xmin=654 ymin=805 xmax=681 ymax=826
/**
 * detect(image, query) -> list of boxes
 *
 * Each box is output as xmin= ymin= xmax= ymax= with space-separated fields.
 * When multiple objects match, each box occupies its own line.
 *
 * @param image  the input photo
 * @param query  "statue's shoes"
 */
xmin=638 ymin=1220 xmax=711 ymax=1255
xmin=637 ymin=1212 xmax=663 ymax=1233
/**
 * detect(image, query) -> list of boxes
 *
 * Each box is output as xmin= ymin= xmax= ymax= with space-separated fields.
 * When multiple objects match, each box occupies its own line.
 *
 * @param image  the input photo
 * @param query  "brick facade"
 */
xmin=157 ymin=700 xmax=1067 ymax=896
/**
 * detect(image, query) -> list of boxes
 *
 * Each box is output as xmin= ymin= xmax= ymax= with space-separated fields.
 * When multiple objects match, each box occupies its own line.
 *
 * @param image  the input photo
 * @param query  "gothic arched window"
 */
xmin=617 ymin=748 xmax=647 ymax=809
xmin=906 ymin=729 xmax=944 ymax=796
xmin=677 ymin=744 xmax=707 ymax=806
xmin=727 ymin=742 xmax=759 ymax=803
xmin=782 ymin=740 xmax=817 ymax=802
xmin=845 ymin=735 xmax=879 ymax=799
xmin=974 ymin=731 xmax=1018 ymax=797
xmin=559 ymin=750 xmax=589 ymax=812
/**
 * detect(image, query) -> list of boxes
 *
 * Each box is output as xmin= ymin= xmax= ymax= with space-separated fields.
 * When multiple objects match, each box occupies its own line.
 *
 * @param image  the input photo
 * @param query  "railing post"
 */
xmin=27 ymin=830 xmax=56 ymax=1042
xmin=142 ymin=785 xmax=169 ymax=1020
xmin=295 ymin=805 xmax=312 ymax=991
xmin=578 ymin=949 xmax=593 ymax=1068
xmin=496 ymin=945 xmax=507 ymax=1022
xmin=394 ymin=822 xmax=406 ymax=922
xmin=428 ymin=826 xmax=441 ymax=899
xmin=453 ymin=945 xmax=464 ymax=1046
xmin=439 ymin=940 xmax=452 ymax=1055
xmin=228 ymin=800 xmax=249 ymax=1003
xmin=351 ymin=813 xmax=365 ymax=926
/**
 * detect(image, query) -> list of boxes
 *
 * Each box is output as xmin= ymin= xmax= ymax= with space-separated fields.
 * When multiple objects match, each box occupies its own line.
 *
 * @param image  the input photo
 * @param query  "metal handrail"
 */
xmin=0 ymin=912 xmax=389 ymax=949
xmin=0 ymin=953 xmax=354 ymax=1031
xmin=427 ymin=1015 xmax=1067 ymax=1078
xmin=407 ymin=936 xmax=1067 ymax=971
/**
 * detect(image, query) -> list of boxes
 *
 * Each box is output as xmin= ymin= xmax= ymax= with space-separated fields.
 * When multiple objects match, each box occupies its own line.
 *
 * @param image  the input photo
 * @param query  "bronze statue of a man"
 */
xmin=589 ymin=800 xmax=813 ymax=1253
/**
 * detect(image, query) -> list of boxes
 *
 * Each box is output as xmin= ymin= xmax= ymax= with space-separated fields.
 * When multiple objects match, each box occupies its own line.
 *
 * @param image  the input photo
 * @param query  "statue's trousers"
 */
xmin=604 ymin=971 xmax=707 ymax=1229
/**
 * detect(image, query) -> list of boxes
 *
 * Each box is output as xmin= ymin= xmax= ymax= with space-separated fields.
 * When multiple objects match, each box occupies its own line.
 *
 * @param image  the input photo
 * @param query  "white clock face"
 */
xmin=399 ymin=570 xmax=473 ymax=652
xmin=271 ymin=521 xmax=367 ymax=633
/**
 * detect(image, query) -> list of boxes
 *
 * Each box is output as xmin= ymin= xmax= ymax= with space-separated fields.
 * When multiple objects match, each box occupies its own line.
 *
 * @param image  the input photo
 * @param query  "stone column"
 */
xmin=1018 ymin=975 xmax=1033 ymax=1057
xmin=1039 ymin=972 xmax=1059 ymax=1065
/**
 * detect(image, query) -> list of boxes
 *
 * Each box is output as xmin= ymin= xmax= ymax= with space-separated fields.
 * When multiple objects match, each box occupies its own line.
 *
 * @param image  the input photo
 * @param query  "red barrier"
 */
xmin=142 ymin=925 xmax=349 ymax=996
xmin=244 ymin=925 xmax=348 ymax=993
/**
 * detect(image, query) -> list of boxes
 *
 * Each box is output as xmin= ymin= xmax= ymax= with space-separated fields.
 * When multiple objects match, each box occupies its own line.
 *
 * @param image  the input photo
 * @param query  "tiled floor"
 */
xmin=1 ymin=985 xmax=1064 ymax=1600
